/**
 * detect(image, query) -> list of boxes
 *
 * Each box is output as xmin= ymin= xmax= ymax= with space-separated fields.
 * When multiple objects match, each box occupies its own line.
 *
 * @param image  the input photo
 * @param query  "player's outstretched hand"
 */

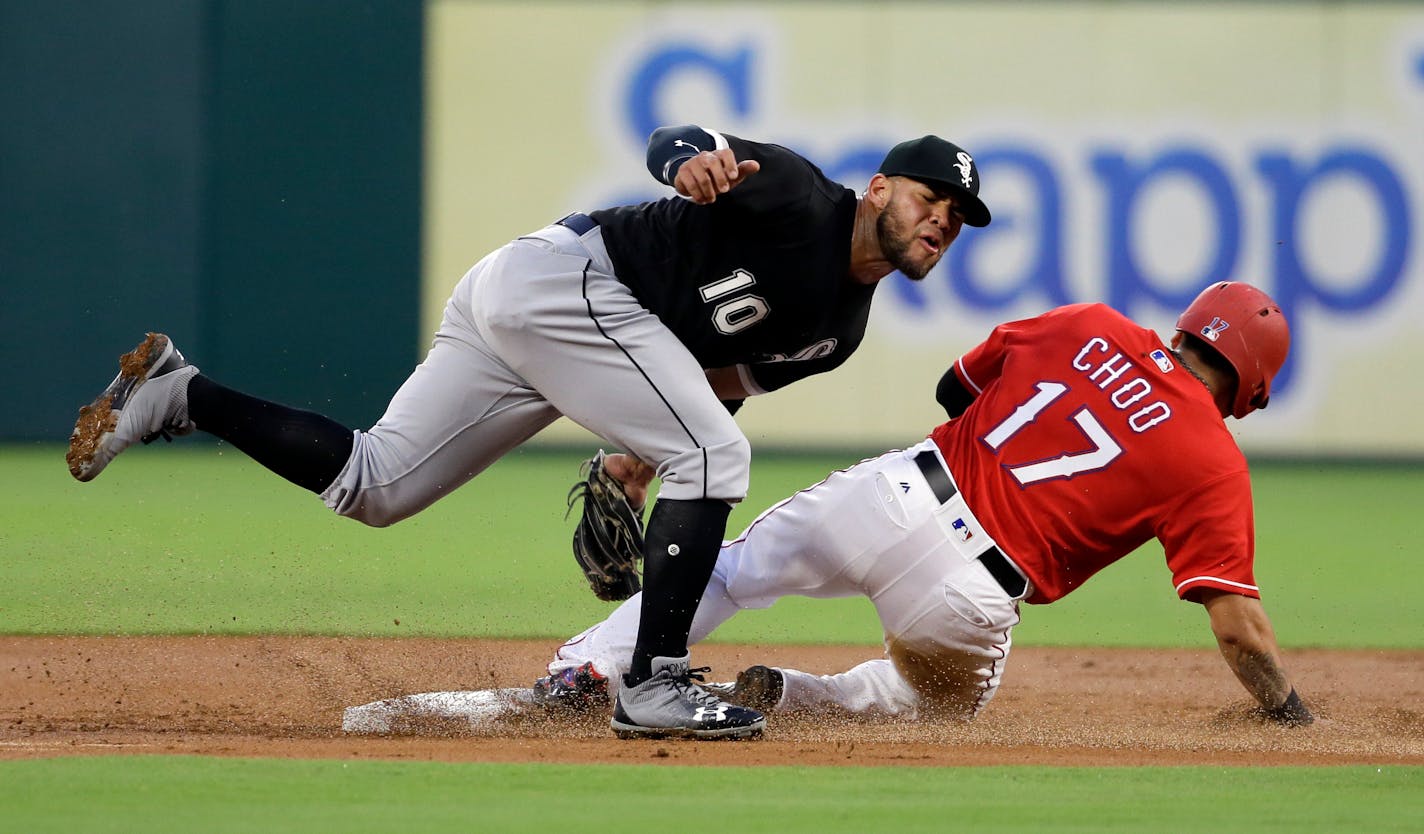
xmin=675 ymin=150 xmax=761 ymax=204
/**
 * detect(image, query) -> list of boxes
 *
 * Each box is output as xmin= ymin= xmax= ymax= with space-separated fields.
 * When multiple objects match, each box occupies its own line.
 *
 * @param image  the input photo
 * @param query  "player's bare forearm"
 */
xmin=1218 ymin=643 xmax=1292 ymax=707
xmin=1201 ymin=590 xmax=1313 ymax=724
xmin=705 ymin=366 xmax=756 ymax=400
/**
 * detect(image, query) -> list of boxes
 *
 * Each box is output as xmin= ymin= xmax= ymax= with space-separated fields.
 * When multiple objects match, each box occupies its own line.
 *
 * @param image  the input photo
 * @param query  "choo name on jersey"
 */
xmin=1069 ymin=337 xmax=1173 ymax=434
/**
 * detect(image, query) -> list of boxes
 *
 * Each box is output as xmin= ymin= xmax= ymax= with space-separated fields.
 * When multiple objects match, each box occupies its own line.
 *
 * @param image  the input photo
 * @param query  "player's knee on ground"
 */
xmin=888 ymin=638 xmax=997 ymax=720
xmin=654 ymin=434 xmax=751 ymax=504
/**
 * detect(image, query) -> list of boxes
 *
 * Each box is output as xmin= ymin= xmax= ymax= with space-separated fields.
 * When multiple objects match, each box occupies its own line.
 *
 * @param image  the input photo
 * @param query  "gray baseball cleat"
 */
xmin=67 ymin=332 xmax=199 ymax=482
xmin=610 ymin=654 xmax=765 ymax=740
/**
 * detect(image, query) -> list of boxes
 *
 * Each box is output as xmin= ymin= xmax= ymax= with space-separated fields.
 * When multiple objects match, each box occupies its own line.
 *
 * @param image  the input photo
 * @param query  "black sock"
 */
xmin=188 ymin=375 xmax=354 ymax=494
xmin=627 ymin=497 xmax=733 ymax=685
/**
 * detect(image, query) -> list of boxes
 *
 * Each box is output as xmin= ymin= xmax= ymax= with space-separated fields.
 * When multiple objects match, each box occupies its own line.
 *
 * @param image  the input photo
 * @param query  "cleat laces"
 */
xmin=665 ymin=666 xmax=724 ymax=707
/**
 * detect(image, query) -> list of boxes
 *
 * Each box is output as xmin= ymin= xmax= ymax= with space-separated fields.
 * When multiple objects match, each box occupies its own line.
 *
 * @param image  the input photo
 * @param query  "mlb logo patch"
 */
xmin=1149 ymin=348 xmax=1174 ymax=372
xmin=951 ymin=518 xmax=974 ymax=543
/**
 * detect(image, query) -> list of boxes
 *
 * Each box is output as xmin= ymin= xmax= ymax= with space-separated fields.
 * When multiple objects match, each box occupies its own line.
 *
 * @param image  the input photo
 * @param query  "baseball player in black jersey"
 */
xmin=67 ymin=125 xmax=992 ymax=739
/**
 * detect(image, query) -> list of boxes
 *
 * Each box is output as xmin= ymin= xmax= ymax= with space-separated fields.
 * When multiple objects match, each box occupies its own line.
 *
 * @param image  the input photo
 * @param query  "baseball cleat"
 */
xmin=531 ymin=662 xmax=611 ymax=714
xmin=610 ymin=654 xmax=765 ymax=740
xmin=733 ymin=665 xmax=785 ymax=712
xmin=713 ymin=665 xmax=784 ymax=713
xmin=67 ymin=332 xmax=199 ymax=482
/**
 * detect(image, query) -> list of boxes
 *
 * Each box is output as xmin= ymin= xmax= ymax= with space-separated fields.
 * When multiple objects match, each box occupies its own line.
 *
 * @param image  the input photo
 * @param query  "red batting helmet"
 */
xmin=1175 ymin=282 xmax=1291 ymax=419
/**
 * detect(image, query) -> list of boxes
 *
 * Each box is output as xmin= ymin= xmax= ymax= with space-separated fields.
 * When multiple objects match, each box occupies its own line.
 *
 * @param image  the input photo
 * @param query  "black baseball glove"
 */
xmin=566 ymin=450 xmax=645 ymax=601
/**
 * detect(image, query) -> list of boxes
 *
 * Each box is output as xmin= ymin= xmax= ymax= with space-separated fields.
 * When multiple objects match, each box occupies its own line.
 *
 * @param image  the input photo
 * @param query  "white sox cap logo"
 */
xmin=955 ymin=151 xmax=975 ymax=188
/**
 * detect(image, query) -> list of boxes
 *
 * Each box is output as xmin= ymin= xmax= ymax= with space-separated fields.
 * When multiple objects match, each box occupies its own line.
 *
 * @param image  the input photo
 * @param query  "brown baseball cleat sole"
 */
xmin=66 ymin=332 xmax=174 ymax=481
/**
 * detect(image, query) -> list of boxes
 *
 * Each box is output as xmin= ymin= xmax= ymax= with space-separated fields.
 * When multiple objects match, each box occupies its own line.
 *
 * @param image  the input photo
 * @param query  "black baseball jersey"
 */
xmin=589 ymin=126 xmax=872 ymax=393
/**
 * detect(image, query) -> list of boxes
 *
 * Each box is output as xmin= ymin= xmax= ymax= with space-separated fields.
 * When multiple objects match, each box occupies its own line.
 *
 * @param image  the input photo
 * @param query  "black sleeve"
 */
xmin=936 ymin=365 xmax=976 ymax=418
xmin=646 ymin=125 xmax=722 ymax=185
xmin=645 ymin=126 xmax=822 ymax=212
xmin=746 ymin=352 xmax=850 ymax=394
xmin=720 ymin=398 xmax=745 ymax=416
xmin=718 ymin=134 xmax=827 ymax=211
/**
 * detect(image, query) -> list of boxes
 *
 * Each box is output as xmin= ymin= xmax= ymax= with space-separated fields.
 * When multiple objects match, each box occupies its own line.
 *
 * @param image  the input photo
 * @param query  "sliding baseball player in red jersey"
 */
xmin=536 ymin=281 xmax=1314 ymax=727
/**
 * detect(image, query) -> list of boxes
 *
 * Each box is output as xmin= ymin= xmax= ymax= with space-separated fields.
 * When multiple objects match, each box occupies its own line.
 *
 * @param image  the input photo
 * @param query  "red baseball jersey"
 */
xmin=930 ymin=303 xmax=1259 ymax=605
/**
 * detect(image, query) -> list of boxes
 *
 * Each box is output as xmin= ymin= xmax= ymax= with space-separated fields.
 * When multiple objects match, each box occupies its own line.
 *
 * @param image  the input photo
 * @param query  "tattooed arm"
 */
xmin=1201 ymin=590 xmax=1314 ymax=726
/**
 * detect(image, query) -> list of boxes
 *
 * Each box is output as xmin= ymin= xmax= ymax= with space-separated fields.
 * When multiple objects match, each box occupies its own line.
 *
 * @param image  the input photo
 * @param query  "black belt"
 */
xmin=913 ymin=450 xmax=1028 ymax=599
xmin=556 ymin=212 xmax=598 ymax=235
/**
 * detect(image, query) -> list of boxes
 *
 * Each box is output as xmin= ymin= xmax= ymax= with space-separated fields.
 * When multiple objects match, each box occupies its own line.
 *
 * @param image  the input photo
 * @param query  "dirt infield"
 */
xmin=2 ymin=636 xmax=1420 ymax=767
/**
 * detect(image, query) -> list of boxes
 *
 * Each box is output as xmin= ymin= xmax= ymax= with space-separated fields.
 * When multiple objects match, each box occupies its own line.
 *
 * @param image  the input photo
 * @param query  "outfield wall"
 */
xmin=4 ymin=2 xmax=1420 ymax=457
xmin=0 ymin=1 xmax=422 ymax=440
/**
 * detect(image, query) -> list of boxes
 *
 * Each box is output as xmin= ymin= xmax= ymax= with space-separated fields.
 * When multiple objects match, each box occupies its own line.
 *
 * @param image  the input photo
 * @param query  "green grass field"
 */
xmin=3 ymin=444 xmax=1421 ymax=646
xmin=2 ymin=443 xmax=1422 ymax=832
xmin=0 ymin=758 xmax=1418 ymax=834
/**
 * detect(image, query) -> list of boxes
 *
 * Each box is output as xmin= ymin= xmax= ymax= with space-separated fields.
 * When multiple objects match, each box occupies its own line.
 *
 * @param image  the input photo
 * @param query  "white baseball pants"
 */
xmin=551 ymin=438 xmax=1029 ymax=719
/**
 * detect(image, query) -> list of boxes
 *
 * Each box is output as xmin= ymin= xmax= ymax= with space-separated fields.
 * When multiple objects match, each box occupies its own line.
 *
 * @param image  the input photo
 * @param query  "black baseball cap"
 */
xmin=878 ymin=136 xmax=991 ymax=227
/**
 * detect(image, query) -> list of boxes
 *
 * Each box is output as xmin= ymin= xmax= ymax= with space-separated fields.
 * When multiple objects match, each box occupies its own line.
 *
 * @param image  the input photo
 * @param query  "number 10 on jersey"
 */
xmin=700 ymin=269 xmax=770 ymax=335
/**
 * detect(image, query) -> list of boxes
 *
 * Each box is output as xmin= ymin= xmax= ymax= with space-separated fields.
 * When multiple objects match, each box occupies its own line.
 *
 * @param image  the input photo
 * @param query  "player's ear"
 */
xmin=864 ymin=173 xmax=893 ymax=210
xmin=1170 ymin=331 xmax=1184 ymax=350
